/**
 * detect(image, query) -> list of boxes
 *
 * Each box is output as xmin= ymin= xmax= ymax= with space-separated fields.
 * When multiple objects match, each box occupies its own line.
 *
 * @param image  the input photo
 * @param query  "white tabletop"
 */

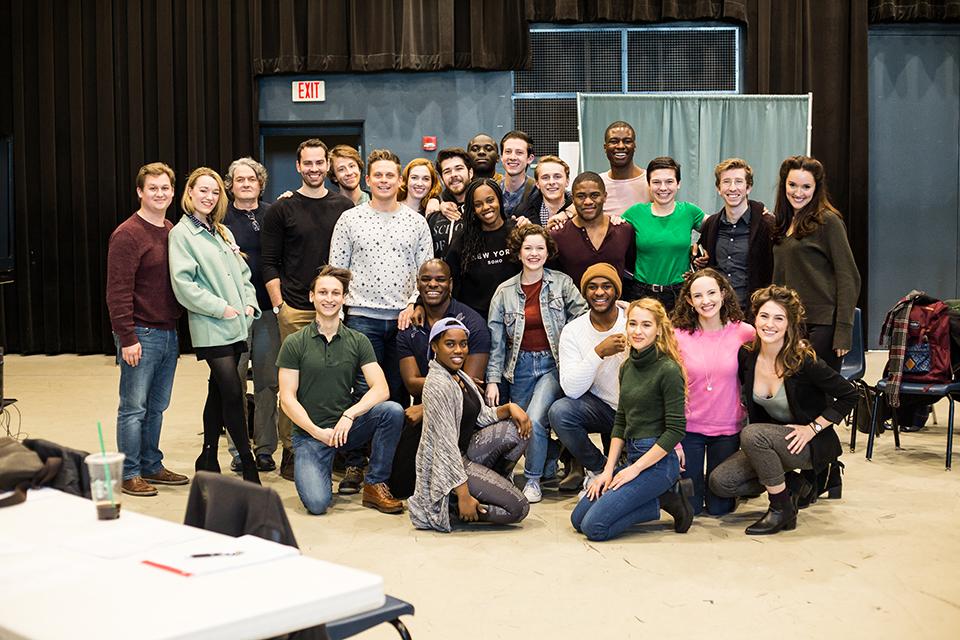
xmin=0 ymin=489 xmax=384 ymax=640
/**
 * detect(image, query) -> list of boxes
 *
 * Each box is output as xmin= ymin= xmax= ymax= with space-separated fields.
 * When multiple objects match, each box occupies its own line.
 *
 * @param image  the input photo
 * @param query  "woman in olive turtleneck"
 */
xmin=571 ymin=298 xmax=694 ymax=541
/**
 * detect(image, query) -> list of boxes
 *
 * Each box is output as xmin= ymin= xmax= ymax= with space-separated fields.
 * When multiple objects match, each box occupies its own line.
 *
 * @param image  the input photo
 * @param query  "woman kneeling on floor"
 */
xmin=571 ymin=299 xmax=694 ymax=542
xmin=709 ymin=285 xmax=857 ymax=535
xmin=409 ymin=318 xmax=532 ymax=532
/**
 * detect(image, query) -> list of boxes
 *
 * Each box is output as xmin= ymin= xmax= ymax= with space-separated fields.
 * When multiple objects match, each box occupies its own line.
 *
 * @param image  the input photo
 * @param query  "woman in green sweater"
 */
xmin=771 ymin=156 xmax=860 ymax=372
xmin=571 ymin=298 xmax=694 ymax=541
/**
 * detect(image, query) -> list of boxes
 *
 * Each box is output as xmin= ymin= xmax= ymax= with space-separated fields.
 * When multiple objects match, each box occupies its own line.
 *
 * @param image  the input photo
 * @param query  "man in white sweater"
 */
xmin=549 ymin=263 xmax=626 ymax=492
xmin=329 ymin=149 xmax=434 ymax=406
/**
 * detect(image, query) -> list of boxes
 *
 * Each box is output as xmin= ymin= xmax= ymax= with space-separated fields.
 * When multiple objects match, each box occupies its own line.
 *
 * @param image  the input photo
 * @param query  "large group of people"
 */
xmin=105 ymin=120 xmax=860 ymax=540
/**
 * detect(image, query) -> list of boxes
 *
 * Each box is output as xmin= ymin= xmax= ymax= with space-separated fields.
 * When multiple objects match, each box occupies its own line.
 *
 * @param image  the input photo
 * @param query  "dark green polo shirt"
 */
xmin=276 ymin=321 xmax=376 ymax=436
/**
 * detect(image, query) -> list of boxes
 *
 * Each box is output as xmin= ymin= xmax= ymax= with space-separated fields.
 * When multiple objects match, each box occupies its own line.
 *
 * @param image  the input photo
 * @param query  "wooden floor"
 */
xmin=5 ymin=352 xmax=960 ymax=639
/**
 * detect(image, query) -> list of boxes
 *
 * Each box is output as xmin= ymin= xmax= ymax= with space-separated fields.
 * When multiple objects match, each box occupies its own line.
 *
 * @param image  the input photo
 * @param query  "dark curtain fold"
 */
xmin=743 ymin=0 xmax=869 ymax=315
xmin=1 ymin=0 xmax=258 ymax=354
xmin=525 ymin=0 xmax=748 ymax=23
xmin=251 ymin=0 xmax=530 ymax=73
xmin=869 ymin=0 xmax=960 ymax=21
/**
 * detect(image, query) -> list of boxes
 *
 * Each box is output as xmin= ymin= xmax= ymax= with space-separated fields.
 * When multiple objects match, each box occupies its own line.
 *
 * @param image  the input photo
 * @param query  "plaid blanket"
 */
xmin=879 ymin=290 xmax=925 ymax=407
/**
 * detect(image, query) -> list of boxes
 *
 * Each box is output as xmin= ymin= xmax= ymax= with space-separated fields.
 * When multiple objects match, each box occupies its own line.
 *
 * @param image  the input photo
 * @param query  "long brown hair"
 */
xmin=745 ymin=284 xmax=816 ymax=378
xmin=625 ymin=298 xmax=687 ymax=386
xmin=773 ymin=155 xmax=841 ymax=241
xmin=398 ymin=158 xmax=442 ymax=212
xmin=182 ymin=167 xmax=231 ymax=246
xmin=671 ymin=268 xmax=744 ymax=333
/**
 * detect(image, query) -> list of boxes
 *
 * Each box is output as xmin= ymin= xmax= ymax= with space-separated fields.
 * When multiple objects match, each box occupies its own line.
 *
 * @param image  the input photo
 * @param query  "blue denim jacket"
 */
xmin=486 ymin=268 xmax=588 ymax=384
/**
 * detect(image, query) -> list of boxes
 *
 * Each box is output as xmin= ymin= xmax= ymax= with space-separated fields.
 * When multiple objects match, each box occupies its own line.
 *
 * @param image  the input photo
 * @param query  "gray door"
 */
xmin=868 ymin=27 xmax=960 ymax=347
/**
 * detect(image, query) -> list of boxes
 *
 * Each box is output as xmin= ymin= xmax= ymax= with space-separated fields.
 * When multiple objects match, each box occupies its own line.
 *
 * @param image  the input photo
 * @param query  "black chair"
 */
xmin=326 ymin=596 xmax=414 ymax=640
xmin=865 ymin=379 xmax=960 ymax=470
xmin=840 ymin=309 xmax=867 ymax=451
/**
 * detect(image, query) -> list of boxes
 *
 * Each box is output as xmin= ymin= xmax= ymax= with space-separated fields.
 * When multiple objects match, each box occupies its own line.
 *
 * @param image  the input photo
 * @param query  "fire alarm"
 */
xmin=422 ymin=136 xmax=437 ymax=152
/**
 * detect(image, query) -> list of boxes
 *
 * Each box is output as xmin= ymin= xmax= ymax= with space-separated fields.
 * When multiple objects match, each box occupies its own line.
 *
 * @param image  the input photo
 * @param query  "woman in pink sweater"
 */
xmin=672 ymin=269 xmax=755 ymax=515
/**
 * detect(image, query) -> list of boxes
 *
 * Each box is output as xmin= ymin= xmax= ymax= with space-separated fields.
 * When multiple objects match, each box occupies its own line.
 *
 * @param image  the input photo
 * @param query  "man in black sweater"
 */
xmin=261 ymin=139 xmax=354 ymax=480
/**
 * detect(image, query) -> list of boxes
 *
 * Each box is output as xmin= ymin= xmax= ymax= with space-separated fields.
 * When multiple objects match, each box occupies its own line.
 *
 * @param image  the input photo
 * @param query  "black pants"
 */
xmin=203 ymin=353 xmax=254 ymax=466
xmin=626 ymin=281 xmax=683 ymax=313
xmin=805 ymin=323 xmax=842 ymax=372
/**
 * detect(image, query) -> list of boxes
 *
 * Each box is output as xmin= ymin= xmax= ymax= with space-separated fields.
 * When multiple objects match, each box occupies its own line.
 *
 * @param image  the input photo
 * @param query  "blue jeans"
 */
xmin=291 ymin=401 xmax=404 ymax=515
xmin=345 ymin=315 xmax=404 ymax=405
xmin=510 ymin=351 xmax=562 ymax=481
xmin=228 ymin=312 xmax=280 ymax=458
xmin=571 ymin=437 xmax=680 ymax=542
xmin=114 ymin=327 xmax=179 ymax=480
xmin=549 ymin=393 xmax=615 ymax=474
xmin=681 ymin=431 xmax=740 ymax=516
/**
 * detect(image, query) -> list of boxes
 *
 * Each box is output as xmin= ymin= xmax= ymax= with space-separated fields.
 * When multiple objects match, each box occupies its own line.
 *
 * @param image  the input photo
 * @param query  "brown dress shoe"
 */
xmin=361 ymin=482 xmax=404 ymax=514
xmin=142 ymin=467 xmax=189 ymax=485
xmin=122 ymin=476 xmax=158 ymax=497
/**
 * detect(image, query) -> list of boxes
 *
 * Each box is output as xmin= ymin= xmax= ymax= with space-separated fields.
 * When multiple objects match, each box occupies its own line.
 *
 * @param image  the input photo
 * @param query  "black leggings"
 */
xmin=203 ymin=354 xmax=253 ymax=464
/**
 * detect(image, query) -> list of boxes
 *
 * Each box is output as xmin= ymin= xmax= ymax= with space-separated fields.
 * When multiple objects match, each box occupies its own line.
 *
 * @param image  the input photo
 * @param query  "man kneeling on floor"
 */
xmin=277 ymin=266 xmax=405 ymax=514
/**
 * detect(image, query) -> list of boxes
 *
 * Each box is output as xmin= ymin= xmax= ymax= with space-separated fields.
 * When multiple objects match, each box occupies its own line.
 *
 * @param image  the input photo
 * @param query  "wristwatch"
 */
xmin=810 ymin=421 xmax=824 ymax=434
xmin=272 ymin=302 xmax=283 ymax=315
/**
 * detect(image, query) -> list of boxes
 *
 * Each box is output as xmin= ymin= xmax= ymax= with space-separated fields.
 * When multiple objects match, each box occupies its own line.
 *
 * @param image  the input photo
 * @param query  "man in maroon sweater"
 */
xmin=106 ymin=162 xmax=188 ymax=497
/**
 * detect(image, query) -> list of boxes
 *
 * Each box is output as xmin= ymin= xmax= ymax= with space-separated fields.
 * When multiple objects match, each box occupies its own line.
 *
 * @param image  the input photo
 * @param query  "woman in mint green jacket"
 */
xmin=169 ymin=167 xmax=261 ymax=483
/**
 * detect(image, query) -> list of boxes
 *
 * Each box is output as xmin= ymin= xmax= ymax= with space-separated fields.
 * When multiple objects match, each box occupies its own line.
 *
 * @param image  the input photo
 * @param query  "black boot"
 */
xmin=745 ymin=488 xmax=797 ymax=535
xmin=238 ymin=452 xmax=261 ymax=485
xmin=195 ymin=444 xmax=221 ymax=473
xmin=785 ymin=471 xmax=814 ymax=510
xmin=280 ymin=448 xmax=295 ymax=481
xmin=658 ymin=478 xmax=694 ymax=533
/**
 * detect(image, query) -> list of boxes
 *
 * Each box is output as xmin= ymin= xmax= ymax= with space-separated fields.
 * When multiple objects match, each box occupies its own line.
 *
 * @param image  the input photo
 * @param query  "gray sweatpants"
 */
xmin=708 ymin=423 xmax=813 ymax=498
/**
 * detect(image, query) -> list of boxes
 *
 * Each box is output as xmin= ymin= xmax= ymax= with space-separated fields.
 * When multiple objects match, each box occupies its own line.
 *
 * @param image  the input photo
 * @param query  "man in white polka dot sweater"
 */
xmin=330 ymin=149 xmax=434 ymax=404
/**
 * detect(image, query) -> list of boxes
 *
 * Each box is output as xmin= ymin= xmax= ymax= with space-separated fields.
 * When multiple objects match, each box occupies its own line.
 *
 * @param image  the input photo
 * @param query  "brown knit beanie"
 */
xmin=580 ymin=262 xmax=622 ymax=298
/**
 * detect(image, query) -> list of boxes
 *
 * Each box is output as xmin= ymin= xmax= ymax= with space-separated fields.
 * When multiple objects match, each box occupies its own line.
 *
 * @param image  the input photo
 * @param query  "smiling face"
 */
xmin=519 ymin=233 xmax=548 ymax=271
xmin=467 ymin=135 xmax=499 ymax=175
xmin=584 ymin=277 xmax=617 ymax=314
xmin=572 ymin=179 xmax=606 ymax=222
xmin=433 ymin=328 xmax=469 ymax=372
xmin=366 ymin=159 xmax=401 ymax=202
xmin=785 ymin=169 xmax=815 ymax=212
xmin=310 ymin=275 xmax=345 ymax=320
xmin=648 ymin=168 xmax=679 ymax=207
xmin=501 ymin=137 xmax=533 ymax=178
xmin=417 ymin=261 xmax=452 ymax=309
xmin=536 ymin=161 xmax=568 ymax=203
xmin=297 ymin=146 xmax=328 ymax=189
xmin=188 ymin=175 xmax=221 ymax=217
xmin=604 ymin=126 xmax=636 ymax=169
xmin=439 ymin=157 xmax=473 ymax=197
xmin=717 ymin=168 xmax=751 ymax=210
xmin=137 ymin=174 xmax=174 ymax=216
xmin=332 ymin=157 xmax=361 ymax=191
xmin=471 ymin=184 xmax=502 ymax=230
xmin=626 ymin=306 xmax=657 ymax=351
xmin=406 ymin=165 xmax=433 ymax=201
xmin=755 ymin=300 xmax=789 ymax=349
xmin=688 ymin=275 xmax=723 ymax=324
xmin=230 ymin=164 xmax=261 ymax=202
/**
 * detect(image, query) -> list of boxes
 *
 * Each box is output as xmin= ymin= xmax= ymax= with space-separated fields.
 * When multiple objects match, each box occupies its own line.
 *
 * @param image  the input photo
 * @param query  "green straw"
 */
xmin=96 ymin=421 xmax=116 ymax=508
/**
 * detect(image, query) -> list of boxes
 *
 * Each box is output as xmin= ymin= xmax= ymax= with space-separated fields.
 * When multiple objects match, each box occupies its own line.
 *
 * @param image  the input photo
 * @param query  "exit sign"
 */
xmin=292 ymin=80 xmax=325 ymax=102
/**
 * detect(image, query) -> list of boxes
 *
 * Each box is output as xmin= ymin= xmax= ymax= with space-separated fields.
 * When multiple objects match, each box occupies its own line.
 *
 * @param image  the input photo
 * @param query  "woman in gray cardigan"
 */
xmin=410 ymin=318 xmax=531 ymax=532
xmin=169 ymin=167 xmax=261 ymax=483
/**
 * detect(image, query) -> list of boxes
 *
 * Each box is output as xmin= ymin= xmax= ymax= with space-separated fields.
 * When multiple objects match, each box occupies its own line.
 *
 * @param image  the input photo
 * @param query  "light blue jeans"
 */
xmin=571 ymin=437 xmax=680 ymax=541
xmin=291 ymin=402 xmax=404 ymax=515
xmin=509 ymin=351 xmax=562 ymax=481
xmin=114 ymin=327 xmax=179 ymax=480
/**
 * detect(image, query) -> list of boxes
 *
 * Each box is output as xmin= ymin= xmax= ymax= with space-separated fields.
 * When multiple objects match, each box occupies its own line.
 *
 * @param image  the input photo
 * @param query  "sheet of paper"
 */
xmin=140 ymin=534 xmax=299 ymax=577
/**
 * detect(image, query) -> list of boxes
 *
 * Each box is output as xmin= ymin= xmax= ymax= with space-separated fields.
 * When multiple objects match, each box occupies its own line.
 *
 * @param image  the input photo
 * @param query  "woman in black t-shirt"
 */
xmin=445 ymin=179 xmax=521 ymax=319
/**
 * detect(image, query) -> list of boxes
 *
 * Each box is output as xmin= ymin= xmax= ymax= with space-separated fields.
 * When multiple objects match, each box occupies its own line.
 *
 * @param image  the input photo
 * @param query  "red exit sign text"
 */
xmin=291 ymin=80 xmax=325 ymax=103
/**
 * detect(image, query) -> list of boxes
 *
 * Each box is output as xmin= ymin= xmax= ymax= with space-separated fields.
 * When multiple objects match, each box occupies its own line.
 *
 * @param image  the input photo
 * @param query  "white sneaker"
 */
xmin=522 ymin=479 xmax=542 ymax=503
xmin=579 ymin=470 xmax=600 ymax=500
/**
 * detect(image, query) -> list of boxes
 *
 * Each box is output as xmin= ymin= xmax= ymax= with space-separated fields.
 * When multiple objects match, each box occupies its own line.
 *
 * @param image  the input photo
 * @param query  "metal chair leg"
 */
xmin=866 ymin=390 xmax=882 ymax=460
xmin=947 ymin=397 xmax=954 ymax=471
xmin=849 ymin=396 xmax=859 ymax=453
xmin=389 ymin=618 xmax=412 ymax=640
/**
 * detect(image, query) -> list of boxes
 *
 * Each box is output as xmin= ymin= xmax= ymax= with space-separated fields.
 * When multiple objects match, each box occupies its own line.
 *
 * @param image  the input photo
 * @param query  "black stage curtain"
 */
xmin=869 ymin=0 xmax=960 ymax=20
xmin=525 ymin=0 xmax=748 ymax=22
xmin=251 ymin=0 xmax=530 ymax=73
xmin=0 ymin=1 xmax=258 ymax=354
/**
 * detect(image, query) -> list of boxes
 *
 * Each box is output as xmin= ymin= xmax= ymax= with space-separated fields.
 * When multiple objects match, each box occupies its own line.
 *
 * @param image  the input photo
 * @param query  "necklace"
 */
xmin=690 ymin=327 xmax=725 ymax=392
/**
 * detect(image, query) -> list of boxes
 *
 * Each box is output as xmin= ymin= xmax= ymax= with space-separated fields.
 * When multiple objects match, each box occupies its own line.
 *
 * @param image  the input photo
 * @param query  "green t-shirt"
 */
xmin=276 ymin=321 xmax=377 ymax=436
xmin=622 ymin=201 xmax=704 ymax=285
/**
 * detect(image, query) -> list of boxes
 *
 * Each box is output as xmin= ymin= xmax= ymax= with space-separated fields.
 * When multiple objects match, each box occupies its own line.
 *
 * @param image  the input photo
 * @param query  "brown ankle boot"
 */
xmin=361 ymin=482 xmax=404 ymax=514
